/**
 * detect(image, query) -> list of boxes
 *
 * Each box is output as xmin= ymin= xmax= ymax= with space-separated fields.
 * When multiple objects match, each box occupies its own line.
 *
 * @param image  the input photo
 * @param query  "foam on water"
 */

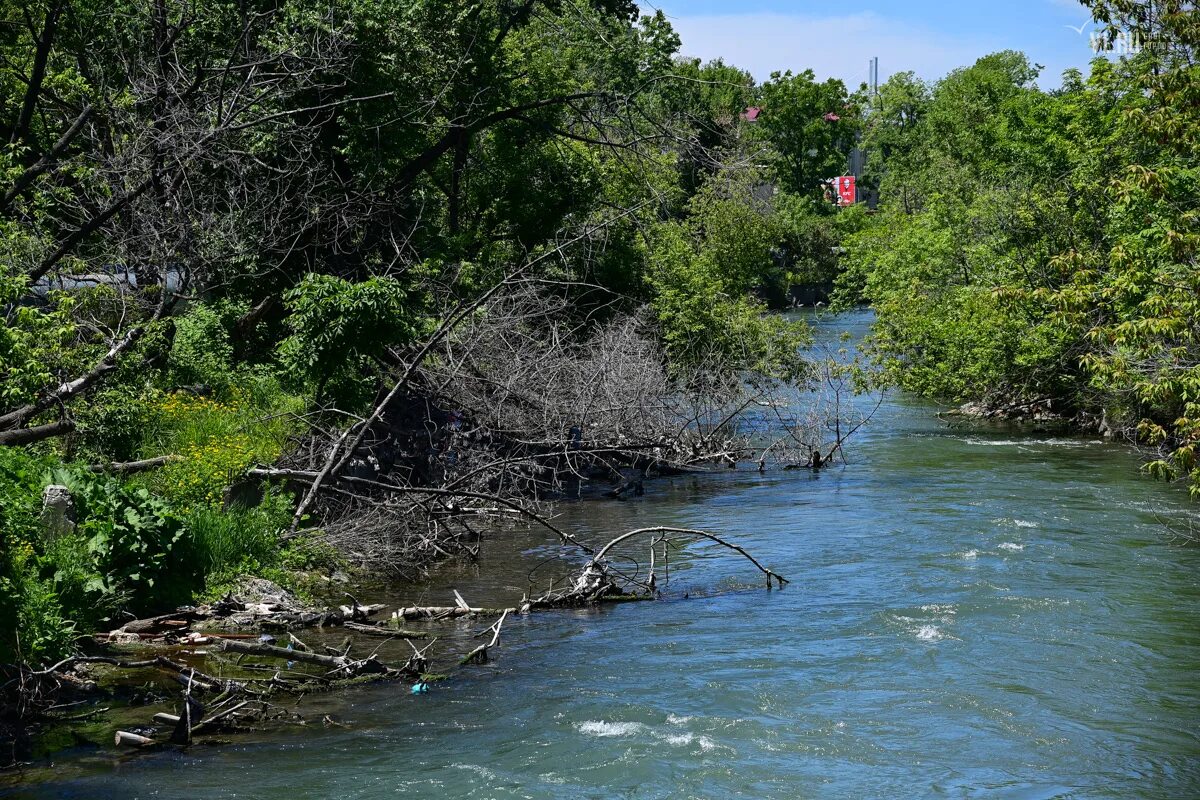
xmin=920 ymin=603 xmax=956 ymax=614
xmin=916 ymin=625 xmax=944 ymax=641
xmin=995 ymin=517 xmax=1039 ymax=528
xmin=577 ymin=721 xmax=644 ymax=737
xmin=999 ymin=542 xmax=1025 ymax=552
xmin=963 ymin=437 xmax=1099 ymax=449
xmin=579 ymin=720 xmax=724 ymax=753
xmin=963 ymin=438 xmax=1030 ymax=447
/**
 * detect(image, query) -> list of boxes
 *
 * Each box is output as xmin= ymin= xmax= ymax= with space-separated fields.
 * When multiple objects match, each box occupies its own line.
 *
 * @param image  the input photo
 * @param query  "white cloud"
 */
xmin=659 ymin=9 xmax=1085 ymax=88
xmin=662 ymin=11 xmax=999 ymax=86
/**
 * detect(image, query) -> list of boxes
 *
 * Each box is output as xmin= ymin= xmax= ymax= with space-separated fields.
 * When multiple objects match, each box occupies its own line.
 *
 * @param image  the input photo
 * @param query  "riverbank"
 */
xmin=4 ymin=310 xmax=1198 ymax=799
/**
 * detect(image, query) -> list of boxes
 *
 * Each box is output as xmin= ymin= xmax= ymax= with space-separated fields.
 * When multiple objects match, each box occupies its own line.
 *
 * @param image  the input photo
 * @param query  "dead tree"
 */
xmin=523 ymin=526 xmax=789 ymax=610
xmin=755 ymin=340 xmax=885 ymax=471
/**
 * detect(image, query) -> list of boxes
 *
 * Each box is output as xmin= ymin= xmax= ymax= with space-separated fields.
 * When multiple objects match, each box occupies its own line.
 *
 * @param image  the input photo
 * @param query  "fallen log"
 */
xmin=89 ymin=455 xmax=182 ymax=474
xmin=343 ymin=621 xmax=426 ymax=639
xmin=524 ymin=526 xmax=789 ymax=611
xmin=114 ymin=731 xmax=155 ymax=748
xmin=589 ymin=527 xmax=789 ymax=590
xmin=213 ymin=637 xmax=396 ymax=678
xmin=391 ymin=605 xmax=514 ymax=621
xmin=168 ymin=671 xmax=215 ymax=693
xmin=338 ymin=603 xmax=387 ymax=620
xmin=107 ymin=610 xmax=206 ymax=637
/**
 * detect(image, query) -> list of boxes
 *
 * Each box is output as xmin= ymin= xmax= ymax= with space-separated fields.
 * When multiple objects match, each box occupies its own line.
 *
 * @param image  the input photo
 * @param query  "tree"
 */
xmin=756 ymin=69 xmax=857 ymax=196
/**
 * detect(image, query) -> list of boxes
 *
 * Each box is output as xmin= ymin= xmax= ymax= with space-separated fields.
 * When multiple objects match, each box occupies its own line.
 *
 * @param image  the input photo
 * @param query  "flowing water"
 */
xmin=5 ymin=311 xmax=1200 ymax=799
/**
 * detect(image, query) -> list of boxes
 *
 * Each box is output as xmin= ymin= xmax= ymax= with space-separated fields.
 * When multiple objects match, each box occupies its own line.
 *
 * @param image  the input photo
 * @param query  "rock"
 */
xmin=229 ymin=576 xmax=300 ymax=609
xmin=106 ymin=632 xmax=143 ymax=645
xmin=41 ymin=484 xmax=76 ymax=539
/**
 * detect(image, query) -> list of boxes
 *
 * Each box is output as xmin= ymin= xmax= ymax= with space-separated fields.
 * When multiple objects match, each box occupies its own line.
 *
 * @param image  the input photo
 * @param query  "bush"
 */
xmin=168 ymin=301 xmax=246 ymax=394
xmin=75 ymin=386 xmax=163 ymax=463
xmin=0 ymin=445 xmax=314 ymax=665
xmin=278 ymin=273 xmax=421 ymax=408
xmin=42 ymin=466 xmax=191 ymax=615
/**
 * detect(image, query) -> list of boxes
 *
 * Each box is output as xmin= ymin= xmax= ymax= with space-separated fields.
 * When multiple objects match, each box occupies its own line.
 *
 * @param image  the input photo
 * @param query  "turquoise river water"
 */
xmin=3 ymin=310 xmax=1199 ymax=799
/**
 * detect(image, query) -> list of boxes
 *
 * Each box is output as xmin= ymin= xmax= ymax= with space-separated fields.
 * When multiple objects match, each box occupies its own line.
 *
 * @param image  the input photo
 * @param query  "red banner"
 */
xmin=836 ymin=175 xmax=856 ymax=206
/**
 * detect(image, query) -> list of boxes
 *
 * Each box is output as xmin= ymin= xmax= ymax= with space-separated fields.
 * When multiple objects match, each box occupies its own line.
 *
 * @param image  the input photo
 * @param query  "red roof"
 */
xmin=741 ymin=106 xmax=761 ymax=122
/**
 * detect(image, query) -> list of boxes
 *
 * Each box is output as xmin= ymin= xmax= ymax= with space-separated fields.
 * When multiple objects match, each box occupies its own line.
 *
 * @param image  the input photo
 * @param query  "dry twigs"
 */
xmin=523 ymin=526 xmax=788 ymax=611
xmin=461 ymin=611 xmax=509 ymax=666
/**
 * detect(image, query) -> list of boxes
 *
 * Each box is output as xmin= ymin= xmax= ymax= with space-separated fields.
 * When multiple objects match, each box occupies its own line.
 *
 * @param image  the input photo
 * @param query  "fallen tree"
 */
xmin=4 ymin=524 xmax=786 ymax=760
xmin=523 ymin=526 xmax=789 ymax=610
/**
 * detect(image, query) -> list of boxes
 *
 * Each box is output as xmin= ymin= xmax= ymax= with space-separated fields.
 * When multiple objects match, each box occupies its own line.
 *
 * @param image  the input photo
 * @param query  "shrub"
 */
xmin=278 ymin=273 xmax=421 ymax=408
xmin=43 ymin=466 xmax=191 ymax=614
xmin=167 ymin=301 xmax=247 ymax=393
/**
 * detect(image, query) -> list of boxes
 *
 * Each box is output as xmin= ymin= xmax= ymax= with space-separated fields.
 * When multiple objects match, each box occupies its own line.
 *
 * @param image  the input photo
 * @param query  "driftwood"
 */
xmin=88 ymin=455 xmax=182 ymax=474
xmin=391 ymin=605 xmax=514 ymax=621
xmin=114 ymin=731 xmax=156 ymax=748
xmin=338 ymin=603 xmax=387 ymax=620
xmin=190 ymin=700 xmax=252 ymax=735
xmin=213 ymin=637 xmax=399 ymax=679
xmin=343 ymin=621 xmax=426 ymax=639
xmin=108 ymin=610 xmax=204 ymax=637
xmin=523 ymin=526 xmax=788 ymax=611
xmin=461 ymin=611 xmax=508 ymax=665
xmin=591 ymin=528 xmax=788 ymax=590
xmin=99 ymin=592 xmax=388 ymax=643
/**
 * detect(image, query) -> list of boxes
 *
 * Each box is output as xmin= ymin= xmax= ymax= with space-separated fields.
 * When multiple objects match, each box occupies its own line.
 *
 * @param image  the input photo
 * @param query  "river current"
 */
xmin=5 ymin=310 xmax=1199 ymax=799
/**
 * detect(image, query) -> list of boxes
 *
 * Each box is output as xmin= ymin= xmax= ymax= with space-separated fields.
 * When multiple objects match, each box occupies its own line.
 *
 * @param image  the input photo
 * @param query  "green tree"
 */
xmin=756 ymin=70 xmax=857 ymax=196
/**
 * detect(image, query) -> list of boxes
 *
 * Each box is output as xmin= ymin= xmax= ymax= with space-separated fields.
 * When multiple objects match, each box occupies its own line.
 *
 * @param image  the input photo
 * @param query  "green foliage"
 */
xmin=0 ymin=448 xmax=186 ymax=662
xmin=5 ymin=561 xmax=78 ymax=667
xmin=184 ymin=487 xmax=293 ymax=593
xmin=756 ymin=70 xmax=858 ymax=196
xmin=0 ymin=445 xmax=307 ymax=665
xmin=775 ymin=196 xmax=870 ymax=287
xmin=75 ymin=386 xmax=160 ymax=463
xmin=842 ymin=8 xmax=1200 ymax=494
xmin=49 ymin=467 xmax=188 ymax=609
xmin=0 ymin=449 xmax=61 ymax=664
xmin=144 ymin=380 xmax=302 ymax=510
xmin=279 ymin=274 xmax=421 ymax=408
xmin=168 ymin=302 xmax=247 ymax=393
xmin=0 ymin=267 xmax=77 ymax=409
xmin=645 ymin=171 xmax=809 ymax=377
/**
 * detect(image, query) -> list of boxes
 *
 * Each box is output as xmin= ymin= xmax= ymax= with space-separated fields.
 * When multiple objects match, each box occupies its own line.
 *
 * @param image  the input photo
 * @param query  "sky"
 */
xmin=642 ymin=0 xmax=1108 ymax=88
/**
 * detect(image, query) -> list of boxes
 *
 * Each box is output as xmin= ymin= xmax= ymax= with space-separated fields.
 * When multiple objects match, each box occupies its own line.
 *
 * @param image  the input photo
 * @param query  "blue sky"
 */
xmin=642 ymin=0 xmax=1106 ymax=87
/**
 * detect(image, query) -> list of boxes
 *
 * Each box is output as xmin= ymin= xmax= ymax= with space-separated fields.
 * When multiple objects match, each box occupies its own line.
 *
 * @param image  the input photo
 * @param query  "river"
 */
xmin=4 ymin=310 xmax=1199 ymax=799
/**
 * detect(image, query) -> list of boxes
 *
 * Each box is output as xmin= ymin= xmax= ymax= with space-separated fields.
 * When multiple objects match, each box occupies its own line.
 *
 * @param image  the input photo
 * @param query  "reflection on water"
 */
xmin=5 ymin=310 xmax=1199 ymax=799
